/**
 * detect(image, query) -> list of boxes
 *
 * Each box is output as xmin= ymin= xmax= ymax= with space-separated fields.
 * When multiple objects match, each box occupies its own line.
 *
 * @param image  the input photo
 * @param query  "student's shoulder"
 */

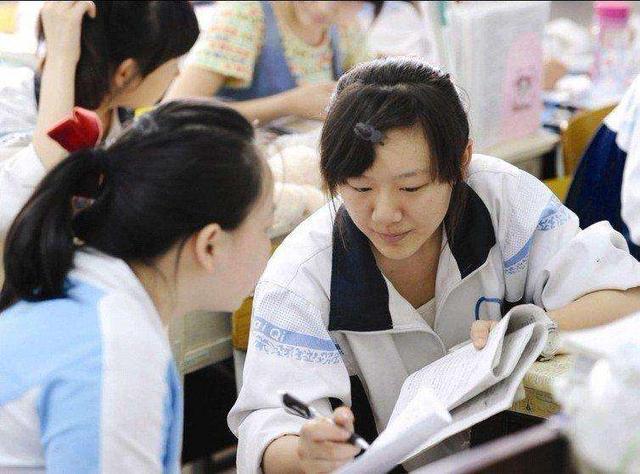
xmin=466 ymin=153 xmax=521 ymax=180
xmin=98 ymin=289 xmax=172 ymax=364
xmin=465 ymin=154 xmax=561 ymax=234
xmin=466 ymin=153 xmax=551 ymax=203
xmin=261 ymin=203 xmax=335 ymax=289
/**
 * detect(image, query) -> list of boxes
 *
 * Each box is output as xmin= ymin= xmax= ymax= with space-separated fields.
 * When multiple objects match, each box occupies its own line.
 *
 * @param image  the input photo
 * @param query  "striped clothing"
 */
xmin=0 ymin=249 xmax=182 ymax=473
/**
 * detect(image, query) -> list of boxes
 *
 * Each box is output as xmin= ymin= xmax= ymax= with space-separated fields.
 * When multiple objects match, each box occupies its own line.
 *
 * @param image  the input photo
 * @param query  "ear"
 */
xmin=112 ymin=58 xmax=142 ymax=91
xmin=193 ymin=223 xmax=225 ymax=273
xmin=461 ymin=140 xmax=473 ymax=178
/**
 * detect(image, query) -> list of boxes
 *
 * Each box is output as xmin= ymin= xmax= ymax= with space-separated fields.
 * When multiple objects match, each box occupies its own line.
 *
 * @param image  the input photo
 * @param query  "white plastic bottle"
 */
xmin=591 ymin=1 xmax=632 ymax=103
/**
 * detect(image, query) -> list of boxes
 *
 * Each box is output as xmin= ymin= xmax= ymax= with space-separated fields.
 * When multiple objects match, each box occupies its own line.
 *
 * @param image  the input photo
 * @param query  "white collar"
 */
xmin=69 ymin=248 xmax=165 ymax=334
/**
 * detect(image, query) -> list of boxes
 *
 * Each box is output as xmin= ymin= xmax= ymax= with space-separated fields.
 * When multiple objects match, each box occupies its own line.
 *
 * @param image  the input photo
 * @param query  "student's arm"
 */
xmin=529 ymin=217 xmax=640 ymax=331
xmin=0 ymin=2 xmax=95 ymax=237
xmin=547 ymin=287 xmax=640 ymax=331
xmin=165 ymin=64 xmax=225 ymax=100
xmin=165 ymin=64 xmax=335 ymax=124
xmin=523 ymin=178 xmax=640 ymax=330
xmin=33 ymin=1 xmax=96 ymax=170
xmin=228 ymin=281 xmax=358 ymax=473
xmin=473 ymin=286 xmax=640 ymax=348
xmin=473 ymin=173 xmax=640 ymax=348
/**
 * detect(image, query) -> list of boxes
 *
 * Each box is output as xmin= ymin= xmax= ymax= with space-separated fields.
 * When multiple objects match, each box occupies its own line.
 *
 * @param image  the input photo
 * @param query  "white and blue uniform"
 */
xmin=229 ymin=154 xmax=640 ymax=473
xmin=0 ymin=100 xmax=181 ymax=472
xmin=0 ymin=249 xmax=182 ymax=473
xmin=565 ymin=74 xmax=640 ymax=258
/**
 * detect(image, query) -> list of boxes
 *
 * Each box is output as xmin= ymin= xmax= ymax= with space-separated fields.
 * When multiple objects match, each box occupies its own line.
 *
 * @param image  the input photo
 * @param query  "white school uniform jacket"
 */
xmin=228 ymin=154 xmax=640 ymax=473
xmin=0 ymin=249 xmax=183 ymax=473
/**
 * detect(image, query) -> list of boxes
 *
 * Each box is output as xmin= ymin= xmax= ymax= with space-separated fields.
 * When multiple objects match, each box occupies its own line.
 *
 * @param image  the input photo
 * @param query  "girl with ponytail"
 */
xmin=0 ymin=100 xmax=274 ymax=472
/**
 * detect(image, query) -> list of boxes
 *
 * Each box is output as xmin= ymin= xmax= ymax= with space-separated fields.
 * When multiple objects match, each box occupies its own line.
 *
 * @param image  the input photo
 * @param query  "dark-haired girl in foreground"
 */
xmin=229 ymin=58 xmax=640 ymax=473
xmin=0 ymin=101 xmax=273 ymax=472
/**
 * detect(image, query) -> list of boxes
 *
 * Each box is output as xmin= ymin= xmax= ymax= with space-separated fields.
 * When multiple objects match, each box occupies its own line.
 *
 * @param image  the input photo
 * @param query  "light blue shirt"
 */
xmin=0 ymin=249 xmax=182 ymax=473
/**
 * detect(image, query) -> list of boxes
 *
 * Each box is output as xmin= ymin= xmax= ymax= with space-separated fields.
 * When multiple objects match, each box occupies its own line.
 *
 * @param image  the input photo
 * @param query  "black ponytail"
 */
xmin=0 ymin=100 xmax=265 ymax=311
xmin=0 ymin=150 xmax=103 ymax=309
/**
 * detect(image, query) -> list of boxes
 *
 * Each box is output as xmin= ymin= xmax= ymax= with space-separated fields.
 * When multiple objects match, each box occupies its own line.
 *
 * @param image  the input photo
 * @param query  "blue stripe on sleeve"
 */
xmin=162 ymin=361 xmax=183 ymax=474
xmin=253 ymin=317 xmax=338 ymax=351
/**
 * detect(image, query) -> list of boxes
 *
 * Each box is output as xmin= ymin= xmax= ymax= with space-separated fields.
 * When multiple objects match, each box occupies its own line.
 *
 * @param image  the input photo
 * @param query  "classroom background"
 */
xmin=1 ymin=1 xmax=640 ymax=473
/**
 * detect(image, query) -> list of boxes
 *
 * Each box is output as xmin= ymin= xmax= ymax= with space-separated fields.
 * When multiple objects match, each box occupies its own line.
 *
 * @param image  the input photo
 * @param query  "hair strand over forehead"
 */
xmin=320 ymin=57 xmax=469 ymax=196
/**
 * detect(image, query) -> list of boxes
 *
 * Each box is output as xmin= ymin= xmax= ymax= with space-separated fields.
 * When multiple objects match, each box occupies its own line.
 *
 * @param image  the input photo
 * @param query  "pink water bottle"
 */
xmin=592 ymin=1 xmax=632 ymax=100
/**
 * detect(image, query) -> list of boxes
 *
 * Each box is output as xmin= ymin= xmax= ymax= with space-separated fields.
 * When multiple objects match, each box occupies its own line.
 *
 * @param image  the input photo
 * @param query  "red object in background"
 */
xmin=47 ymin=107 xmax=103 ymax=152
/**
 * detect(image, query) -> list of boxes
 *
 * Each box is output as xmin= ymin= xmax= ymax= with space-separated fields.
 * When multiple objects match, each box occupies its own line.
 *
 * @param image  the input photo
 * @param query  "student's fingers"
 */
xmin=470 ymin=320 xmax=489 ymax=338
xmin=471 ymin=320 xmax=497 ymax=349
xmin=299 ymin=417 xmax=351 ymax=443
xmin=332 ymin=406 xmax=355 ymax=433
xmin=71 ymin=1 xmax=97 ymax=19
xmin=472 ymin=321 xmax=497 ymax=346
xmin=298 ymin=420 xmax=360 ymax=473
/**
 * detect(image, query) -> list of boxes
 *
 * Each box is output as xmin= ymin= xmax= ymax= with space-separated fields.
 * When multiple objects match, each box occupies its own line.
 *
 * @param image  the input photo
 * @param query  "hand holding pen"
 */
xmin=280 ymin=391 xmax=369 ymax=472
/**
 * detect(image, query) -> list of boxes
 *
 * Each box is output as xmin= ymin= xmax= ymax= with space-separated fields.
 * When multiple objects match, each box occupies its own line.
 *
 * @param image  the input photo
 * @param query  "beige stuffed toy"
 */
xmin=267 ymin=144 xmax=326 ymax=238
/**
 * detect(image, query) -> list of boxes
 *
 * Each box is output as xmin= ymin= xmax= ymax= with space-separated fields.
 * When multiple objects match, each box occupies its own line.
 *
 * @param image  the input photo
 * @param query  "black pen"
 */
xmin=279 ymin=391 xmax=370 ymax=451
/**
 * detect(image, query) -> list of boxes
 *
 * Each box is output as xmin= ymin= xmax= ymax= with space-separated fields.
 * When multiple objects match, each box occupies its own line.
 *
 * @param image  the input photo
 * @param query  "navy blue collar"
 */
xmin=328 ymin=183 xmax=496 ymax=332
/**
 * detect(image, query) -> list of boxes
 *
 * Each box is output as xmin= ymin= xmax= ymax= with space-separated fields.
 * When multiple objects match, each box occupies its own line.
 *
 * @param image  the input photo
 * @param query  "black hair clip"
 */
xmin=354 ymin=122 xmax=384 ymax=145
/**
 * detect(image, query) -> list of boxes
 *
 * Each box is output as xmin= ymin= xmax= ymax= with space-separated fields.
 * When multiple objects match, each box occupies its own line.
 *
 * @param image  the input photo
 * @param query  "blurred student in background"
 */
xmin=167 ymin=1 xmax=371 ymax=124
xmin=0 ymin=0 xmax=198 ymax=234
xmin=566 ymin=74 xmax=640 ymax=260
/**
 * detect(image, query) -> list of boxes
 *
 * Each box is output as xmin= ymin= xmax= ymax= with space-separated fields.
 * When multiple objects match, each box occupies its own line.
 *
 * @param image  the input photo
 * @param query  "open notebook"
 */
xmin=337 ymin=305 xmax=548 ymax=474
